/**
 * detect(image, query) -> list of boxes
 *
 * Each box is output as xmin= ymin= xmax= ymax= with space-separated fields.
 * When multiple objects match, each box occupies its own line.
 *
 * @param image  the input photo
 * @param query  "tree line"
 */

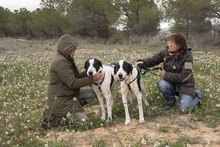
xmin=0 ymin=0 xmax=220 ymax=39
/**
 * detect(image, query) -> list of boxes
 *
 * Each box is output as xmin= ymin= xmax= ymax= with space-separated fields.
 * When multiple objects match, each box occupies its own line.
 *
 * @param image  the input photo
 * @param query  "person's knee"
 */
xmin=157 ymin=80 xmax=171 ymax=92
xmin=90 ymin=90 xmax=97 ymax=99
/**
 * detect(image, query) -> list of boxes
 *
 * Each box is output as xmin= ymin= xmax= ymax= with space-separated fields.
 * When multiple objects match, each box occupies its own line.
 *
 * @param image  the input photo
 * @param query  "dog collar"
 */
xmin=94 ymin=72 xmax=105 ymax=92
xmin=127 ymin=68 xmax=140 ymax=91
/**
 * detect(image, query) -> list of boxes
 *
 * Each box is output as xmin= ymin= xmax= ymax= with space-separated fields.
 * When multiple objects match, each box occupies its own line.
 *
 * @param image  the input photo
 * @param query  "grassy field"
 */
xmin=0 ymin=38 xmax=220 ymax=146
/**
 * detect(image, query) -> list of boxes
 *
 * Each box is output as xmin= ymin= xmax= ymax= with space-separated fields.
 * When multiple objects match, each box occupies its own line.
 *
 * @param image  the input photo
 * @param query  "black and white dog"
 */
xmin=84 ymin=58 xmax=119 ymax=122
xmin=114 ymin=60 xmax=149 ymax=125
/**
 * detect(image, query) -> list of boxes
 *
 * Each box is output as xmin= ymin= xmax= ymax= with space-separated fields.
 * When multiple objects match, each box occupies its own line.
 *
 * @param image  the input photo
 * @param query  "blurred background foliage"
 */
xmin=0 ymin=0 xmax=219 ymax=41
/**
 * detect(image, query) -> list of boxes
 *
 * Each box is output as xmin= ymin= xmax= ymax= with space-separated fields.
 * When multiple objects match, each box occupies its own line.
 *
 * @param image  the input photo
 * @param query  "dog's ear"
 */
xmin=128 ymin=63 xmax=133 ymax=75
xmin=114 ymin=62 xmax=119 ymax=75
xmin=84 ymin=59 xmax=89 ymax=70
xmin=97 ymin=59 xmax=103 ymax=68
xmin=124 ymin=61 xmax=133 ymax=75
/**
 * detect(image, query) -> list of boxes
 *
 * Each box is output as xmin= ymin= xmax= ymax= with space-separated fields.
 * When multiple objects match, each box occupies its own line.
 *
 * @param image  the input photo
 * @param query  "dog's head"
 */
xmin=114 ymin=60 xmax=133 ymax=81
xmin=84 ymin=58 xmax=103 ymax=76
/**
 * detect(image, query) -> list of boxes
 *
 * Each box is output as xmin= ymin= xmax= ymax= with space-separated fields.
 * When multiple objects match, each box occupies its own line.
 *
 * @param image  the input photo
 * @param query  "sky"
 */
xmin=0 ymin=0 xmax=169 ymax=29
xmin=0 ymin=0 xmax=41 ymax=12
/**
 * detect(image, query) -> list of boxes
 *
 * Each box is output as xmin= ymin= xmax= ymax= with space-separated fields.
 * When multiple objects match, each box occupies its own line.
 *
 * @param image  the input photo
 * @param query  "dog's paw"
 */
xmin=101 ymin=115 xmax=105 ymax=121
xmin=125 ymin=120 xmax=131 ymax=125
xmin=106 ymin=117 xmax=112 ymax=123
xmin=139 ymin=119 xmax=145 ymax=124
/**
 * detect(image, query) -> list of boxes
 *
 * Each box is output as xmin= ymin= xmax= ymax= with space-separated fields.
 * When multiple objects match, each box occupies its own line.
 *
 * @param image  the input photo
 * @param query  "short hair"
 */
xmin=169 ymin=33 xmax=187 ymax=52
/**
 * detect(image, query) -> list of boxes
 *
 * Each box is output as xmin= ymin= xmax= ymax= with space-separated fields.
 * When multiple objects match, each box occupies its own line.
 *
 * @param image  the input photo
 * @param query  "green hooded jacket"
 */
xmin=46 ymin=34 xmax=94 ymax=117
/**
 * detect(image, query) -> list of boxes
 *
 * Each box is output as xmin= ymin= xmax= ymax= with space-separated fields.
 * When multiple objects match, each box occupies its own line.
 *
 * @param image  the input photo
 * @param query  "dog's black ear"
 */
xmin=128 ymin=63 xmax=133 ymax=75
xmin=114 ymin=62 xmax=119 ymax=75
xmin=97 ymin=59 xmax=103 ymax=68
xmin=124 ymin=61 xmax=133 ymax=75
xmin=84 ymin=59 xmax=89 ymax=70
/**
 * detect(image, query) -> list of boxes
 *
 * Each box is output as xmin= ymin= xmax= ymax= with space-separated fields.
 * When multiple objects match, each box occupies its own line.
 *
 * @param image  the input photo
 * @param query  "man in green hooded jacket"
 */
xmin=42 ymin=34 xmax=102 ymax=130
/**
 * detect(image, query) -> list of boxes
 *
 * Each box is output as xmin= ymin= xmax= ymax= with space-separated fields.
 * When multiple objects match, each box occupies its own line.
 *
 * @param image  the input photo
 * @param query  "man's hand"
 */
xmin=156 ymin=69 xmax=165 ymax=78
xmin=135 ymin=61 xmax=144 ymax=67
xmin=92 ymin=72 xmax=103 ymax=82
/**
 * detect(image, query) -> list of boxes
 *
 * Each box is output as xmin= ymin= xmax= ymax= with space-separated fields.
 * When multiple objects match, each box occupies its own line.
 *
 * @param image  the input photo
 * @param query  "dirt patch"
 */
xmin=45 ymin=106 xmax=220 ymax=146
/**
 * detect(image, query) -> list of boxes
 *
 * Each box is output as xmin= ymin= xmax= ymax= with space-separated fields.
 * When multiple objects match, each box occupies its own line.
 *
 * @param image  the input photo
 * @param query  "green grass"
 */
xmin=0 ymin=42 xmax=220 ymax=146
xmin=159 ymin=126 xmax=169 ymax=133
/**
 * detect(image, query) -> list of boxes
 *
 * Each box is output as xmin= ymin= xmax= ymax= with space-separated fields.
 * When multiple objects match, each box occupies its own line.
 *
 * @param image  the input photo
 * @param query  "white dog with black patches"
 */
xmin=114 ymin=60 xmax=149 ymax=125
xmin=84 ymin=58 xmax=119 ymax=122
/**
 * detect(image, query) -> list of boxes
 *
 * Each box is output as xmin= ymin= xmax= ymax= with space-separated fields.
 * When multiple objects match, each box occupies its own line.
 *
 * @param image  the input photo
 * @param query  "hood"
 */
xmin=57 ymin=34 xmax=78 ymax=58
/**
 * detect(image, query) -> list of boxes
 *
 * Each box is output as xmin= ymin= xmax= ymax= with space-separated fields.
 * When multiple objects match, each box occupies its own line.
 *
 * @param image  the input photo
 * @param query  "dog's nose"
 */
xmin=89 ymin=71 xmax=93 ymax=76
xmin=118 ymin=74 xmax=123 ymax=78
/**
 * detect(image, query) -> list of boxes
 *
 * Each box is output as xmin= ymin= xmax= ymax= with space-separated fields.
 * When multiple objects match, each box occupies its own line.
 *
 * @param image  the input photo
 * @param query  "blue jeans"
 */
xmin=157 ymin=79 xmax=202 ymax=113
xmin=78 ymin=88 xmax=97 ymax=106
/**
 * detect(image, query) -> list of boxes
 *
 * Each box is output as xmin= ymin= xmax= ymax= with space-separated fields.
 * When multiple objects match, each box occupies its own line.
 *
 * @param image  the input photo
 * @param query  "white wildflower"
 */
xmin=215 ymin=104 xmax=220 ymax=107
xmin=46 ymin=133 xmax=50 ymax=137
xmin=141 ymin=138 xmax=147 ymax=144
xmin=7 ymin=140 xmax=11 ymax=144
xmin=114 ymin=128 xmax=118 ymax=133
xmin=154 ymin=141 xmax=160 ymax=147
xmin=206 ymin=139 xmax=211 ymax=144
xmin=73 ymin=97 xmax=77 ymax=101
xmin=66 ymin=112 xmax=71 ymax=118
xmin=8 ymin=124 xmax=13 ymax=128
xmin=113 ymin=143 xmax=116 ymax=147
xmin=157 ymin=124 xmax=160 ymax=127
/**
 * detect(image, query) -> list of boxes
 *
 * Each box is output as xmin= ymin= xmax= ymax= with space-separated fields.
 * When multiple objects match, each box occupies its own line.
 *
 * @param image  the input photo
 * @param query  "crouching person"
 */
xmin=42 ymin=34 xmax=103 ymax=130
xmin=135 ymin=33 xmax=202 ymax=113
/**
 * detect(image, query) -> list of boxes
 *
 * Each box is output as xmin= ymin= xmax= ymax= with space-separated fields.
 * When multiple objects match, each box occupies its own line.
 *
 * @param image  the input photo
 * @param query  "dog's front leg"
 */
xmin=94 ymin=87 xmax=106 ymax=121
xmin=121 ymin=83 xmax=130 ymax=125
xmin=105 ymin=93 xmax=114 ymax=123
xmin=136 ymin=92 xmax=145 ymax=124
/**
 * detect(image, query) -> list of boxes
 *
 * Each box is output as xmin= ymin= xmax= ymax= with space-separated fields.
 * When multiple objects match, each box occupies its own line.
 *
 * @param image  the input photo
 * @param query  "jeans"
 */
xmin=157 ymin=79 xmax=202 ymax=113
xmin=78 ymin=88 xmax=97 ymax=106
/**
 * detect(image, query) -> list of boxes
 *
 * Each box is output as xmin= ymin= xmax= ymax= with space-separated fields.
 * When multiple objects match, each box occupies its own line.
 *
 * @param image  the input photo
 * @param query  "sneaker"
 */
xmin=195 ymin=88 xmax=202 ymax=106
xmin=76 ymin=112 xmax=88 ymax=122
xmin=164 ymin=100 xmax=176 ymax=110
xmin=195 ymin=88 xmax=202 ymax=99
xmin=41 ymin=121 xmax=51 ymax=130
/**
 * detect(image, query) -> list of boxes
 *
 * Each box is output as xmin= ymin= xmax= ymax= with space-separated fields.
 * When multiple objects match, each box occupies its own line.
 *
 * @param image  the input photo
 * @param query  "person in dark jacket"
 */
xmin=135 ymin=33 xmax=202 ymax=112
xmin=42 ymin=34 xmax=103 ymax=130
